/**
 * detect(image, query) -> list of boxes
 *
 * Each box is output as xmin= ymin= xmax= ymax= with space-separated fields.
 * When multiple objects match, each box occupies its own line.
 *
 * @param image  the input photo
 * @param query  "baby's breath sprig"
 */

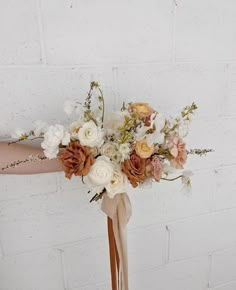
xmin=1 ymin=154 xmax=47 ymax=171
xmin=187 ymin=148 xmax=214 ymax=156
xmin=8 ymin=130 xmax=43 ymax=145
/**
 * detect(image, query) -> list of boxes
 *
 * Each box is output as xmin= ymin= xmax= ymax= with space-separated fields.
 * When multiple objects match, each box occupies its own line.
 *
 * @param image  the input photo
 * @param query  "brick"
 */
xmin=41 ymin=0 xmax=173 ymax=64
xmin=129 ymin=256 xmax=209 ymax=290
xmin=212 ymin=165 xmax=236 ymax=211
xmin=0 ymin=0 xmax=41 ymax=64
xmin=175 ymin=0 xmax=236 ymax=61
xmin=0 ymin=189 xmax=107 ymax=255
xmin=128 ymin=225 xmax=166 ymax=273
xmin=61 ymin=237 xmax=110 ymax=289
xmin=113 ymin=63 xmax=228 ymax=118
xmin=168 ymin=208 xmax=236 ymax=261
xmin=0 ymin=173 xmax=57 ymax=201
xmin=222 ymin=64 xmax=236 ymax=117
xmin=0 ymin=67 xmax=113 ymax=137
xmin=209 ymin=281 xmax=236 ymax=290
xmin=210 ymin=247 xmax=236 ymax=287
xmin=0 ymin=249 xmax=64 ymax=290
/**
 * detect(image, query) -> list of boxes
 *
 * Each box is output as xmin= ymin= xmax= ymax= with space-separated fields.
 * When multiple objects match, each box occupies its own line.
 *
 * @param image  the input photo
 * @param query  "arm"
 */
xmin=0 ymin=142 xmax=63 ymax=175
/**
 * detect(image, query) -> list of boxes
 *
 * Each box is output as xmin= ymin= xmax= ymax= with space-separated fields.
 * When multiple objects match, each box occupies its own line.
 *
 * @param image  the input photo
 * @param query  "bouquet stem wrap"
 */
xmin=101 ymin=192 xmax=132 ymax=290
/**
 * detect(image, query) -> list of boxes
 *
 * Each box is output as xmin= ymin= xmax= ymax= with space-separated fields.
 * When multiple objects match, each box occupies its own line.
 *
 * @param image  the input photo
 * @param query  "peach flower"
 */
xmin=145 ymin=155 xmax=163 ymax=182
xmin=168 ymin=137 xmax=187 ymax=169
xmin=129 ymin=102 xmax=154 ymax=119
xmin=135 ymin=138 xmax=154 ymax=159
xmin=122 ymin=152 xmax=146 ymax=188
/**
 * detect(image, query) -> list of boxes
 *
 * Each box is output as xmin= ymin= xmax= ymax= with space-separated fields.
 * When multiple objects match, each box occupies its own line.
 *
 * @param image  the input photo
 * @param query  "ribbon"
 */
xmin=101 ymin=192 xmax=132 ymax=290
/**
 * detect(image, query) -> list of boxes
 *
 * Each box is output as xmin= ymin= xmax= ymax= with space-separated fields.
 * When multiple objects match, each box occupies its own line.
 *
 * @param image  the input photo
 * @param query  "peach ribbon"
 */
xmin=101 ymin=192 xmax=132 ymax=290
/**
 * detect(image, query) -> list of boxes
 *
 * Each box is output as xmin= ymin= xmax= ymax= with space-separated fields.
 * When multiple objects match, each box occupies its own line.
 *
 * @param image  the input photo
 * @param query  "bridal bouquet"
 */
xmin=7 ymin=81 xmax=212 ymax=290
xmin=9 ymin=81 xmax=211 ymax=201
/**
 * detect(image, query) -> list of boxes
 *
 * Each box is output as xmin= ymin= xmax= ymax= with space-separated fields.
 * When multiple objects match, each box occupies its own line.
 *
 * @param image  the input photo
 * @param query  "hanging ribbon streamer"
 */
xmin=101 ymin=192 xmax=132 ymax=290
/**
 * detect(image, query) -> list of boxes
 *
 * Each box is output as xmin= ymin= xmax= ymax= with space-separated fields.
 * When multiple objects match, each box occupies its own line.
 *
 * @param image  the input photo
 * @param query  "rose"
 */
xmin=78 ymin=120 xmax=104 ymax=147
xmin=135 ymin=138 xmax=154 ymax=159
xmin=129 ymin=103 xmax=154 ymax=119
xmin=168 ymin=137 xmax=187 ymax=169
xmin=145 ymin=155 xmax=163 ymax=182
xmin=105 ymin=169 xmax=127 ymax=198
xmin=122 ymin=152 xmax=146 ymax=188
xmin=85 ymin=156 xmax=114 ymax=193
xmin=101 ymin=143 xmax=118 ymax=159
xmin=59 ymin=141 xmax=94 ymax=179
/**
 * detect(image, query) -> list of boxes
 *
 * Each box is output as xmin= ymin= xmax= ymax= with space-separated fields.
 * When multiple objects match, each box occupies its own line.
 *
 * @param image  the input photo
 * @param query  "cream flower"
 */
xmin=78 ymin=120 xmax=104 ymax=147
xmin=101 ymin=143 xmax=118 ymax=159
xmin=106 ymin=168 xmax=127 ymax=198
xmin=85 ymin=156 xmax=114 ymax=193
xmin=69 ymin=121 xmax=81 ymax=139
xmin=119 ymin=143 xmax=132 ymax=161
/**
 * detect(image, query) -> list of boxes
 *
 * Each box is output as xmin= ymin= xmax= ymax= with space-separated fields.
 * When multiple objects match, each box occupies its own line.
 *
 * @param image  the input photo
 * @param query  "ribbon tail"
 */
xmin=102 ymin=193 xmax=132 ymax=290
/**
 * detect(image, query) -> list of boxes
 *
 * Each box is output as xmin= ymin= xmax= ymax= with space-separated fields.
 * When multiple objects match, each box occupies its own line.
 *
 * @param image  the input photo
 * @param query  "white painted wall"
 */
xmin=0 ymin=0 xmax=236 ymax=289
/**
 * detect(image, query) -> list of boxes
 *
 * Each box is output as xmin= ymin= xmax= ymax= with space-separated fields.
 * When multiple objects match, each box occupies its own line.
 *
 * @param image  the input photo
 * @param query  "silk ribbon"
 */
xmin=101 ymin=192 xmax=132 ymax=290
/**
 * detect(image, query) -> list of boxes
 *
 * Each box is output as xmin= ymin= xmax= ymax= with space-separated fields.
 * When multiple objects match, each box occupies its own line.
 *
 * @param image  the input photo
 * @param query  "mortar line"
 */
xmin=36 ymin=0 xmax=47 ymax=64
xmin=206 ymin=253 xmax=213 ymax=288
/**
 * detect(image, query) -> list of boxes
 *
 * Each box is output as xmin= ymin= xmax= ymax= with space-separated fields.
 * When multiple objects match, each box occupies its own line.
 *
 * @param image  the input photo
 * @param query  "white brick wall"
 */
xmin=0 ymin=0 xmax=236 ymax=289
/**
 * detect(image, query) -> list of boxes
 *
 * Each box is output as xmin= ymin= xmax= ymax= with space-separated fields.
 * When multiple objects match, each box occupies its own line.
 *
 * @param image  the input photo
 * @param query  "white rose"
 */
xmin=85 ymin=156 xmax=114 ymax=193
xmin=78 ymin=120 xmax=104 ymax=147
xmin=105 ymin=168 xmax=127 ymax=198
xmin=33 ymin=120 xmax=48 ymax=137
xmin=101 ymin=143 xmax=118 ymax=159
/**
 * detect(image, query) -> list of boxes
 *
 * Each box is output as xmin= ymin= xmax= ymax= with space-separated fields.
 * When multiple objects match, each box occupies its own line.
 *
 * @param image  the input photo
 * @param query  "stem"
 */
xmin=161 ymin=175 xmax=183 ymax=181
xmin=98 ymin=87 xmax=105 ymax=127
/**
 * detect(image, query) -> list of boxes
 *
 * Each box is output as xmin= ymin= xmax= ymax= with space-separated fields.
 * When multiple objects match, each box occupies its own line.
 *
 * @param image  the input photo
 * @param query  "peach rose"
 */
xmin=122 ymin=152 xmax=146 ymax=188
xmin=129 ymin=102 xmax=154 ymax=119
xmin=145 ymin=155 xmax=163 ymax=182
xmin=168 ymin=137 xmax=187 ymax=169
xmin=135 ymin=138 xmax=154 ymax=159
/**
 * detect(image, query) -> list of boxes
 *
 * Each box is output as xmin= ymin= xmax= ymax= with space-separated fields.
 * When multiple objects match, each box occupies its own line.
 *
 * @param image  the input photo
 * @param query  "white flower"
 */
xmin=119 ymin=143 xmax=131 ymax=161
xmin=85 ymin=156 xmax=114 ymax=193
xmin=63 ymin=100 xmax=76 ymax=115
xmin=11 ymin=128 xmax=27 ymax=139
xmin=33 ymin=120 xmax=48 ymax=137
xmin=178 ymin=120 xmax=190 ymax=138
xmin=41 ymin=124 xmax=70 ymax=159
xmin=78 ymin=120 xmax=104 ymax=147
xmin=101 ymin=142 xmax=118 ymax=159
xmin=135 ymin=125 xmax=147 ymax=141
xmin=69 ymin=121 xmax=81 ymax=139
xmin=106 ymin=168 xmax=127 ymax=198
xmin=181 ymin=170 xmax=193 ymax=186
xmin=104 ymin=112 xmax=126 ymax=135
